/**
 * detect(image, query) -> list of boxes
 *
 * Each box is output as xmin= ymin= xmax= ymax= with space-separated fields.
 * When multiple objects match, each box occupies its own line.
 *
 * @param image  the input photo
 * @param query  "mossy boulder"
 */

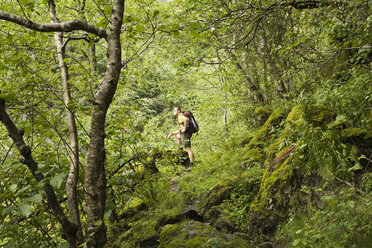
xmin=303 ymin=104 xmax=335 ymax=126
xmin=245 ymin=148 xmax=265 ymax=168
xmin=199 ymin=181 xmax=232 ymax=218
xmin=200 ymin=168 xmax=263 ymax=232
xmin=200 ymin=169 xmax=263 ymax=216
xmin=266 ymin=106 xmax=303 ymax=163
xmin=254 ymin=106 xmax=272 ymax=123
xmin=342 ymin=128 xmax=372 ymax=148
xmin=159 ymin=220 xmax=252 ymax=248
xmin=247 ymin=146 xmax=300 ymax=238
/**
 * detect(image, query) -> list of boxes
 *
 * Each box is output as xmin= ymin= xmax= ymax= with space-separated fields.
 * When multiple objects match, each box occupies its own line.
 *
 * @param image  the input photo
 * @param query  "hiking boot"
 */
xmin=184 ymin=167 xmax=192 ymax=172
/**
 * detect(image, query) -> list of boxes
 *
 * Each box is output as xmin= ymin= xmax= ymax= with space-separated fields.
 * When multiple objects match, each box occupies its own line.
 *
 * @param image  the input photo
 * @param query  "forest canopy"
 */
xmin=0 ymin=0 xmax=371 ymax=247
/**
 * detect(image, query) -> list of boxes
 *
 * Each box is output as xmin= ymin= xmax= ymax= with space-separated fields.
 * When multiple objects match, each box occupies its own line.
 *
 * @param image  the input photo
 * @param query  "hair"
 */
xmin=174 ymin=107 xmax=181 ymax=112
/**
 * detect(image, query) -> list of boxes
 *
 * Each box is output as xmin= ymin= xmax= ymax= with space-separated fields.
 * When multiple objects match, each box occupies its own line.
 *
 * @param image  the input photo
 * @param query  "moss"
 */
xmin=286 ymin=105 xmax=304 ymax=124
xmin=227 ymin=133 xmax=254 ymax=149
xmin=254 ymin=106 xmax=272 ymax=122
xmin=250 ymin=156 xmax=292 ymax=213
xmin=200 ymin=181 xmax=232 ymax=215
xmin=342 ymin=128 xmax=367 ymax=138
xmin=304 ymin=104 xmax=335 ymax=125
xmin=159 ymin=220 xmax=252 ymax=248
xmin=245 ymin=148 xmax=265 ymax=166
xmin=342 ymin=128 xmax=372 ymax=147
xmin=247 ymin=145 xmax=297 ymax=238
xmin=266 ymin=106 xmax=304 ymax=163
xmin=266 ymin=137 xmax=284 ymax=163
xmin=248 ymin=109 xmax=282 ymax=148
xmin=200 ymin=168 xmax=263 ymax=216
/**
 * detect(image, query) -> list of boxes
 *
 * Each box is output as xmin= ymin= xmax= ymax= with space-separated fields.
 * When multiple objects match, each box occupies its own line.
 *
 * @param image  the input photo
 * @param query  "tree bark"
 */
xmin=0 ymin=11 xmax=107 ymax=38
xmin=84 ymin=0 xmax=124 ymax=247
xmin=47 ymin=0 xmax=83 ymax=243
xmin=89 ymin=44 xmax=97 ymax=73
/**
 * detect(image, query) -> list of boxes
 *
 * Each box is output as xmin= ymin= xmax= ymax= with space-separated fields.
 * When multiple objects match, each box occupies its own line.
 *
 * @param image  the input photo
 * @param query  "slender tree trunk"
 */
xmin=84 ymin=0 xmax=124 ymax=247
xmin=89 ymin=44 xmax=96 ymax=73
xmin=0 ymin=99 xmax=78 ymax=246
xmin=48 ymin=1 xmax=83 ymax=243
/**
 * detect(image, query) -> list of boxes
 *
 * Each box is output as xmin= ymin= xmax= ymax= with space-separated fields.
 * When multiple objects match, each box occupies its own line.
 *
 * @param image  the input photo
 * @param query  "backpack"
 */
xmin=183 ymin=111 xmax=199 ymax=133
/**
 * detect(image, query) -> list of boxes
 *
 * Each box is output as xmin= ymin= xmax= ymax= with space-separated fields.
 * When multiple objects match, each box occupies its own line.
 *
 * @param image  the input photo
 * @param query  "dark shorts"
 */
xmin=180 ymin=132 xmax=192 ymax=148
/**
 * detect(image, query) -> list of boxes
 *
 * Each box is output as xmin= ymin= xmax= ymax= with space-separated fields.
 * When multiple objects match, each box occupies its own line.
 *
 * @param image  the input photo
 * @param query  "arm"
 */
xmin=167 ymin=129 xmax=180 ymax=139
xmin=181 ymin=118 xmax=188 ymax=133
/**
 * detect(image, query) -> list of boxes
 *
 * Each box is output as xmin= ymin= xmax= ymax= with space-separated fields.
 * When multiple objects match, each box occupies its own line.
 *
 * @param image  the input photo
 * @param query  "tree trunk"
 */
xmin=84 ymin=0 xmax=124 ymax=247
xmin=89 ymin=44 xmax=96 ymax=73
xmin=48 ymin=0 xmax=83 ymax=243
xmin=224 ymin=48 xmax=264 ymax=103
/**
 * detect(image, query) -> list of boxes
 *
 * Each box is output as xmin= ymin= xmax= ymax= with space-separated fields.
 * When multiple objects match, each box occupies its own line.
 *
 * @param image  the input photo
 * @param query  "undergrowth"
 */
xmin=275 ymin=188 xmax=372 ymax=248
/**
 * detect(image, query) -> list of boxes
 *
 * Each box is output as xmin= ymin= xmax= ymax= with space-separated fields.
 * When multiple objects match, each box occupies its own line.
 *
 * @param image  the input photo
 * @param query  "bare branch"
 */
xmin=0 ymin=11 xmax=107 ymax=39
xmin=335 ymin=177 xmax=369 ymax=196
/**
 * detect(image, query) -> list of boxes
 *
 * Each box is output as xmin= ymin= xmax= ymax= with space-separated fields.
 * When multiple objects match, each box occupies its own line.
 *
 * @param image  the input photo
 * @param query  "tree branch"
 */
xmin=0 ymin=97 xmax=79 ymax=245
xmin=0 ymin=11 xmax=107 ymax=39
xmin=335 ymin=177 xmax=369 ymax=196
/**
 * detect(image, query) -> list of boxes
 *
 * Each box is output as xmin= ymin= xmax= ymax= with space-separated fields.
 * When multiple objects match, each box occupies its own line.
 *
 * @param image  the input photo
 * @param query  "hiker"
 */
xmin=167 ymin=107 xmax=194 ymax=170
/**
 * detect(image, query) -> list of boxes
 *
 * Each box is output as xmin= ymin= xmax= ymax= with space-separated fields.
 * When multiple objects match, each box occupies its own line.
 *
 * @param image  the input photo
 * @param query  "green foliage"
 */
xmin=1 ymin=0 xmax=371 ymax=246
xmin=275 ymin=189 xmax=372 ymax=248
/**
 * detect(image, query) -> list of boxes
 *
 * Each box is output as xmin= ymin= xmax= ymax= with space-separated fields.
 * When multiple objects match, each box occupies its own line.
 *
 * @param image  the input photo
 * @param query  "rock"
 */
xmin=158 ymin=220 xmax=252 ymax=248
xmin=247 ymin=109 xmax=283 ymax=148
xmin=303 ymin=104 xmax=335 ymax=126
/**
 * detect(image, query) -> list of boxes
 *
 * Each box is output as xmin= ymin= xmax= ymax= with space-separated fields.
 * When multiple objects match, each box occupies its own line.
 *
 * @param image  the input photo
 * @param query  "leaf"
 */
xmin=135 ymin=24 xmax=144 ymax=32
xmin=26 ymin=194 xmax=42 ymax=203
xmin=190 ymin=29 xmax=199 ymax=37
xmin=293 ymin=239 xmax=300 ymax=246
xmin=153 ymin=10 xmax=160 ymax=18
xmin=10 ymin=161 xmax=23 ymax=169
xmin=18 ymin=202 xmax=32 ymax=217
xmin=94 ymin=219 xmax=103 ymax=226
xmin=50 ymin=172 xmax=67 ymax=189
xmin=9 ymin=184 xmax=17 ymax=192
xmin=56 ymin=242 xmax=70 ymax=248
xmin=348 ymin=163 xmax=362 ymax=172
xmin=2 ymin=206 xmax=15 ymax=216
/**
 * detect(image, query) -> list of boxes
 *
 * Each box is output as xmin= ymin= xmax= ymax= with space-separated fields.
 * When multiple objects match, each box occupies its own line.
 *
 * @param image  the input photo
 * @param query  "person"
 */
xmin=167 ymin=107 xmax=194 ymax=170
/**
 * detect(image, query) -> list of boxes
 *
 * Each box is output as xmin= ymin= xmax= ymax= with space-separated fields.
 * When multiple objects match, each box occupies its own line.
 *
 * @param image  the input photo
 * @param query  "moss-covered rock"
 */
xmin=200 ymin=170 xmax=263 ymax=215
xmin=248 ymin=109 xmax=283 ymax=148
xmin=342 ymin=128 xmax=372 ymax=148
xmin=254 ymin=106 xmax=272 ymax=123
xmin=303 ymin=104 xmax=335 ymax=125
xmin=199 ymin=168 xmax=263 ymax=232
xmin=286 ymin=105 xmax=304 ymax=124
xmin=245 ymin=148 xmax=265 ymax=168
xmin=266 ymin=106 xmax=303 ymax=163
xmin=159 ymin=220 xmax=252 ymax=248
xmin=247 ymin=145 xmax=299 ymax=238
xmin=200 ymin=181 xmax=232 ymax=215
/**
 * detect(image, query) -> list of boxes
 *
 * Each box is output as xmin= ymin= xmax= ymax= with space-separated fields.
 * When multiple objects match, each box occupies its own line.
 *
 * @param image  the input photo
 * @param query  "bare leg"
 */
xmin=185 ymin=147 xmax=194 ymax=163
xmin=175 ymin=133 xmax=181 ymax=146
